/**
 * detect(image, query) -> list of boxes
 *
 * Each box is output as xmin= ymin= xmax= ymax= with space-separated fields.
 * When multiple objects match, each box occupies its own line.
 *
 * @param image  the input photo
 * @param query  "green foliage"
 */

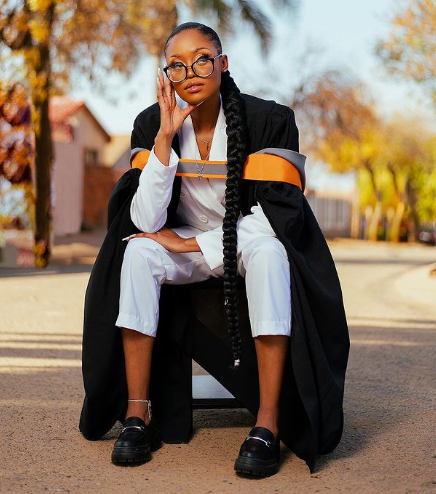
xmin=357 ymin=158 xmax=436 ymax=225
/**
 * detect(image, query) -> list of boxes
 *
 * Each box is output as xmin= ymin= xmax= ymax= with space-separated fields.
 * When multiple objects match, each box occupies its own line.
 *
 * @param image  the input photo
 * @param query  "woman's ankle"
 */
xmin=255 ymin=408 xmax=280 ymax=439
xmin=126 ymin=400 xmax=152 ymax=425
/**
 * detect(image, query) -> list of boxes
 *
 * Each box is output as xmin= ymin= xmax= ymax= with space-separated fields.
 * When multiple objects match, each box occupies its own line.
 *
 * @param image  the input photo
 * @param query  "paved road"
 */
xmin=0 ymin=237 xmax=435 ymax=493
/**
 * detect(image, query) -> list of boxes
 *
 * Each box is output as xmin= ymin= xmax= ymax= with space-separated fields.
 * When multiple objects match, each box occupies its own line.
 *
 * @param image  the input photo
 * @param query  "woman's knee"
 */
xmin=123 ymin=237 xmax=168 ymax=276
xmin=241 ymin=236 xmax=288 ymax=268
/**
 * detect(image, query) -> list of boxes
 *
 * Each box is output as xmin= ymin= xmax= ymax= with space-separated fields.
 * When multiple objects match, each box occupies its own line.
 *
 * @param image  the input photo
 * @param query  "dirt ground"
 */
xmin=0 ymin=234 xmax=435 ymax=494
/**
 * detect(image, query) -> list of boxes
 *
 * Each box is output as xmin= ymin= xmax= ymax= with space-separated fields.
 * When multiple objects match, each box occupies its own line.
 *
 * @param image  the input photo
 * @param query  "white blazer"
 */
xmin=130 ymin=94 xmax=277 ymax=270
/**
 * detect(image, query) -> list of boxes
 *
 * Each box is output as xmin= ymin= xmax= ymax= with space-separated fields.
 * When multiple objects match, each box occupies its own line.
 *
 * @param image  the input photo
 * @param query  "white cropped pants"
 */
xmin=115 ymin=228 xmax=292 ymax=338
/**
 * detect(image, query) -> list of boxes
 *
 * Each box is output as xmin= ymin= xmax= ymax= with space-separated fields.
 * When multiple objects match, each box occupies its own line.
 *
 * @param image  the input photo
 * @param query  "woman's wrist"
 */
xmin=183 ymin=237 xmax=201 ymax=252
xmin=154 ymin=130 xmax=175 ymax=166
xmin=156 ymin=129 xmax=175 ymax=142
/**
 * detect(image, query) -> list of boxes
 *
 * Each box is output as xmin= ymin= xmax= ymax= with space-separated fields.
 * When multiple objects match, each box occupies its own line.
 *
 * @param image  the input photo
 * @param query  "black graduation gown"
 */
xmin=79 ymin=93 xmax=350 ymax=472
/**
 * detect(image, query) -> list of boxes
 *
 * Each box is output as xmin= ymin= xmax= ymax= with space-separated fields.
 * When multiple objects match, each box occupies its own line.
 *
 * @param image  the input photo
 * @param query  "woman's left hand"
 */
xmin=123 ymin=227 xmax=200 ymax=253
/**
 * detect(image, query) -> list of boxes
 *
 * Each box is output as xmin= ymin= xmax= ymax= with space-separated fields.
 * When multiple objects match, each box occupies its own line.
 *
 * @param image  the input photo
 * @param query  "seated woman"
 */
xmin=79 ymin=21 xmax=350 ymax=478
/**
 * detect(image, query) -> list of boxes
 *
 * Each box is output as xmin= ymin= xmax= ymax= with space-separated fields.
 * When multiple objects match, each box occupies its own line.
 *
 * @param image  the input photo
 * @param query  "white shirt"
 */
xmin=174 ymin=92 xmax=230 ymax=231
xmin=130 ymin=94 xmax=277 ymax=270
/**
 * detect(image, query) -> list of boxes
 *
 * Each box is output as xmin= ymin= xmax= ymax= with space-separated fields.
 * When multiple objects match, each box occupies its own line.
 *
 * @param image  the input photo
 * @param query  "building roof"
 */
xmin=103 ymin=134 xmax=130 ymax=167
xmin=49 ymin=96 xmax=111 ymax=142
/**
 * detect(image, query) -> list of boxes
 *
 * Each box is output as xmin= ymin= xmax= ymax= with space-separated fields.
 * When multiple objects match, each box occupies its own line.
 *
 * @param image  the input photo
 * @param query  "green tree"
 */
xmin=376 ymin=0 xmax=436 ymax=107
xmin=291 ymin=72 xmax=386 ymax=240
xmin=0 ymin=0 xmax=298 ymax=267
xmin=379 ymin=115 xmax=434 ymax=242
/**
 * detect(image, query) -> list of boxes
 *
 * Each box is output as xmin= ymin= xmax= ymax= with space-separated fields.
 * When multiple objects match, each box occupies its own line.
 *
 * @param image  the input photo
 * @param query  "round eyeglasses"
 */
xmin=163 ymin=54 xmax=224 ymax=83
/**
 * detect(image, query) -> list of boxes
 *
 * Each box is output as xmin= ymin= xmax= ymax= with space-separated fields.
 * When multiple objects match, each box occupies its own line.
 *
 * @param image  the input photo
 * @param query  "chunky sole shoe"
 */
xmin=234 ymin=426 xmax=280 ymax=477
xmin=111 ymin=416 xmax=162 ymax=466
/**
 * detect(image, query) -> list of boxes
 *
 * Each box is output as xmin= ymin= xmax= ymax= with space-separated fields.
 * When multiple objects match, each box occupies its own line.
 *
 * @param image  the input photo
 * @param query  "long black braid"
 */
xmin=220 ymin=70 xmax=249 ymax=370
xmin=164 ymin=23 xmax=249 ymax=371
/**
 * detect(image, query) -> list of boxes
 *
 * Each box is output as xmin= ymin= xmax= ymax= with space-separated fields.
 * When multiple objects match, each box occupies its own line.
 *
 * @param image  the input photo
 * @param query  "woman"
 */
xmin=79 ymin=21 xmax=349 ymax=477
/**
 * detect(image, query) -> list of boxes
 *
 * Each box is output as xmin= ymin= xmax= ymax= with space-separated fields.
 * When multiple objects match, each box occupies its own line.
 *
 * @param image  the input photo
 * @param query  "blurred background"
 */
xmin=1 ymin=0 xmax=436 ymax=267
xmin=1 ymin=2 xmax=436 ymax=492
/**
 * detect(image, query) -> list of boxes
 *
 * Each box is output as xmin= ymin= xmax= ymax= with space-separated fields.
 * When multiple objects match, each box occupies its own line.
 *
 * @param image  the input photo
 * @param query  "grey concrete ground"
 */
xmin=0 ymin=232 xmax=435 ymax=494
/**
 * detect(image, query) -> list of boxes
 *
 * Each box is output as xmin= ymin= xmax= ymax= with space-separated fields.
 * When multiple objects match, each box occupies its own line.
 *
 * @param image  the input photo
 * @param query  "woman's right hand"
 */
xmin=156 ymin=68 xmax=198 ymax=138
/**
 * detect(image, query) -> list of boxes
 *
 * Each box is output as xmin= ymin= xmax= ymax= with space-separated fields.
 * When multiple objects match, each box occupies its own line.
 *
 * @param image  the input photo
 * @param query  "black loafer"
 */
xmin=234 ymin=426 xmax=280 ymax=477
xmin=111 ymin=416 xmax=162 ymax=466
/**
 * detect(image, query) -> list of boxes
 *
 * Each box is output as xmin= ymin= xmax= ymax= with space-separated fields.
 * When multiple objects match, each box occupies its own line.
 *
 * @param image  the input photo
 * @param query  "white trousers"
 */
xmin=115 ymin=227 xmax=292 ymax=338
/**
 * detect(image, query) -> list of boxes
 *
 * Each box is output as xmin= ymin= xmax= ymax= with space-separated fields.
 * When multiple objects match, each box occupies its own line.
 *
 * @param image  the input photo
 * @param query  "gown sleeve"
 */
xmin=130 ymin=115 xmax=153 ymax=150
xmin=265 ymin=103 xmax=299 ymax=152
xmin=195 ymin=202 xmax=277 ymax=270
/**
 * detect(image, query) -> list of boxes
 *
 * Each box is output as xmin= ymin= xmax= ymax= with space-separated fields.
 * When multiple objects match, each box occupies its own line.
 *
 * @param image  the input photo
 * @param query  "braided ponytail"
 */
xmin=164 ymin=23 xmax=249 ymax=370
xmin=219 ymin=70 xmax=249 ymax=370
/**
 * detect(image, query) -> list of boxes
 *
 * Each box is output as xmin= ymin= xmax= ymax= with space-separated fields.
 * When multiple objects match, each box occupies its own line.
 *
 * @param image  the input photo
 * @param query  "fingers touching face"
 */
xmin=157 ymin=67 xmax=176 ymax=107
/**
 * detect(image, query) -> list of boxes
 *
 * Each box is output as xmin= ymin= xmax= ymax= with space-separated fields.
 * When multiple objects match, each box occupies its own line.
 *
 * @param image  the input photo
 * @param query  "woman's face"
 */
xmin=164 ymin=29 xmax=228 ymax=105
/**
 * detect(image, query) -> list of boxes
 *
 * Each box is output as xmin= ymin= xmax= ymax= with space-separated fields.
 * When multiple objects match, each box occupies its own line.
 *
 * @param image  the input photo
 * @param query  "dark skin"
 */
xmin=121 ymin=29 xmax=289 ymax=441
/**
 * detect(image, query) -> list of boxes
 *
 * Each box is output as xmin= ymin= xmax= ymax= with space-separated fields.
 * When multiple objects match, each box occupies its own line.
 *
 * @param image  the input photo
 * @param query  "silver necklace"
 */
xmin=196 ymin=132 xmax=214 ymax=149
xmin=193 ymin=123 xmax=215 ymax=179
xmin=194 ymin=144 xmax=211 ymax=179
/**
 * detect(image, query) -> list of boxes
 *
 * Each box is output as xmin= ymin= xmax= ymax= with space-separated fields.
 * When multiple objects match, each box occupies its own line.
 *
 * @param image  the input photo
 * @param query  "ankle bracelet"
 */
xmin=127 ymin=398 xmax=152 ymax=420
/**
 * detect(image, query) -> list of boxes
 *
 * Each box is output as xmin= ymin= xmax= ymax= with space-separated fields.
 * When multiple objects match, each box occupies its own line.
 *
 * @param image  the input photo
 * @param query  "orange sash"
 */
xmin=131 ymin=149 xmax=302 ymax=190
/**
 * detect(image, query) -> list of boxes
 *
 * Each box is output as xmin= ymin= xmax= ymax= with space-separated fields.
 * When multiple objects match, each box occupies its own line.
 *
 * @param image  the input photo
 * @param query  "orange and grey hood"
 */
xmin=130 ymin=147 xmax=307 ymax=192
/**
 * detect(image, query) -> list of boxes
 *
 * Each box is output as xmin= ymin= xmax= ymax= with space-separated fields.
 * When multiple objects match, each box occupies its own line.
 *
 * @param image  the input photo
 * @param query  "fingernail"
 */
xmin=157 ymin=67 xmax=161 ymax=75
xmin=156 ymin=77 xmax=159 ymax=85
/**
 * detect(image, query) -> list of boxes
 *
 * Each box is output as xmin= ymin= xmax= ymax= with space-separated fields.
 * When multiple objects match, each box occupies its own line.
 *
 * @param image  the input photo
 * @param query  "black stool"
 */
xmin=190 ymin=275 xmax=246 ymax=410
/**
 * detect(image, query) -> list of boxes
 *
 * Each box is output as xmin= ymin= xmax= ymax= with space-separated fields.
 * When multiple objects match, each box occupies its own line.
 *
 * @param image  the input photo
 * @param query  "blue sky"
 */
xmin=70 ymin=0 xmax=435 ymax=191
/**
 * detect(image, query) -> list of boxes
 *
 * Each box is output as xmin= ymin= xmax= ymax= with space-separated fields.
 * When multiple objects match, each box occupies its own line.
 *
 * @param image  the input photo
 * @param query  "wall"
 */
xmin=82 ymin=165 xmax=114 ymax=230
xmin=306 ymin=191 xmax=352 ymax=238
xmin=52 ymin=107 xmax=109 ymax=236
xmin=52 ymin=135 xmax=84 ymax=236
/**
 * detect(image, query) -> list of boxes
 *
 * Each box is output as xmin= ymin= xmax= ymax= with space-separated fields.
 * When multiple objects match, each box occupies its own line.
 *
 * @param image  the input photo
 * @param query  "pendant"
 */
xmin=197 ymin=162 xmax=206 ymax=179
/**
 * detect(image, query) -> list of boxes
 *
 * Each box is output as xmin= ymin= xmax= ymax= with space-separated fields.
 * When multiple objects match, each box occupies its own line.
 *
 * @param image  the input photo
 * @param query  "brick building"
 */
xmin=50 ymin=96 xmax=130 ymax=236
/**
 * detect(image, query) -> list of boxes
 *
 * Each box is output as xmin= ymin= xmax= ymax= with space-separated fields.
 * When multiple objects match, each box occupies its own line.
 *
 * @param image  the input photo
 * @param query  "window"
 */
xmin=85 ymin=148 xmax=99 ymax=164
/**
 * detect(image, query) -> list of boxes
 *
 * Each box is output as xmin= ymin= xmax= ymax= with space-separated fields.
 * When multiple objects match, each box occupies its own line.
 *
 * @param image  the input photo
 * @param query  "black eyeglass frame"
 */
xmin=163 ymin=54 xmax=224 ymax=83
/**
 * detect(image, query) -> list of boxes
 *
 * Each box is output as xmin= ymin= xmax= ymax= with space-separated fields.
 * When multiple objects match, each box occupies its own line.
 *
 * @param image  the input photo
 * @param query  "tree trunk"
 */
xmin=31 ymin=8 xmax=55 ymax=267
xmin=406 ymin=177 xmax=419 ymax=242
xmin=386 ymin=163 xmax=405 ymax=243
xmin=364 ymin=161 xmax=382 ymax=242
xmin=390 ymin=201 xmax=406 ymax=243
xmin=368 ymin=202 xmax=382 ymax=241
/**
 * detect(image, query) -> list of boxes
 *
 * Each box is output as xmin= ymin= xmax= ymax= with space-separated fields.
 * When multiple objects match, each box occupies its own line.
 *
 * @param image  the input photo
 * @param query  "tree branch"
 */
xmin=0 ymin=3 xmax=33 ymax=50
